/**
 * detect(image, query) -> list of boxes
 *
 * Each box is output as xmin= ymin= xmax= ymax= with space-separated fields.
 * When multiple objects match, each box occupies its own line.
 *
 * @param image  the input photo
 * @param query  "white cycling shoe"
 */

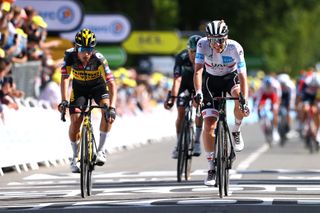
xmin=70 ymin=157 xmax=80 ymax=173
xmin=272 ymin=129 xmax=280 ymax=143
xmin=204 ymin=170 xmax=216 ymax=186
xmin=171 ymin=146 xmax=178 ymax=159
xmin=96 ymin=151 xmax=106 ymax=166
xmin=232 ymin=131 xmax=244 ymax=152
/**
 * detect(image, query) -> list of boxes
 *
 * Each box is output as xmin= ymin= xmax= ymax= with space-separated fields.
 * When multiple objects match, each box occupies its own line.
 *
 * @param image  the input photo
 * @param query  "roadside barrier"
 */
xmin=0 ymin=98 xmax=256 ymax=176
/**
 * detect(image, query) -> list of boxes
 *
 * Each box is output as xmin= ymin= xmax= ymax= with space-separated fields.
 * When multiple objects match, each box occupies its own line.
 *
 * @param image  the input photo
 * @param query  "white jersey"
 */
xmin=254 ymin=76 xmax=282 ymax=107
xmin=195 ymin=38 xmax=247 ymax=76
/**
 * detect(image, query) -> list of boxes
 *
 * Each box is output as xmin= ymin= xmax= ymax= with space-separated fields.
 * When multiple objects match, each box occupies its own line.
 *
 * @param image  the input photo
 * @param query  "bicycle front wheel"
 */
xmin=80 ymin=126 xmax=92 ymax=198
xmin=215 ymin=121 xmax=225 ymax=198
xmin=86 ymin=128 xmax=94 ymax=196
xmin=177 ymin=120 xmax=187 ymax=182
xmin=184 ymin=123 xmax=194 ymax=181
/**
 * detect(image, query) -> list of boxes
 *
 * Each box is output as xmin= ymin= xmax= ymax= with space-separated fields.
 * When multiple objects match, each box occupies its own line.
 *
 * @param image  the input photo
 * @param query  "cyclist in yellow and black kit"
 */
xmin=59 ymin=28 xmax=117 ymax=173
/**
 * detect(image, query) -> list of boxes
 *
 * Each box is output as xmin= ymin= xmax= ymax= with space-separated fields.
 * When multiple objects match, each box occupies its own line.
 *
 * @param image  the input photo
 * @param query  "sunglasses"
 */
xmin=78 ymin=47 xmax=94 ymax=53
xmin=208 ymin=37 xmax=226 ymax=44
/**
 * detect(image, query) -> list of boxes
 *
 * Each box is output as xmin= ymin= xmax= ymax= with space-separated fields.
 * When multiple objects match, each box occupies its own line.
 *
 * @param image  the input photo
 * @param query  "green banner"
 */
xmin=96 ymin=46 xmax=127 ymax=68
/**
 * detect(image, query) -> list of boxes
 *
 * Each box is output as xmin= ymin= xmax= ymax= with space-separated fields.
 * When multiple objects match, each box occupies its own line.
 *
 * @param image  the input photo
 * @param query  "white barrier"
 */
xmin=0 ymin=102 xmax=177 ymax=175
xmin=0 ymin=98 xmax=257 ymax=175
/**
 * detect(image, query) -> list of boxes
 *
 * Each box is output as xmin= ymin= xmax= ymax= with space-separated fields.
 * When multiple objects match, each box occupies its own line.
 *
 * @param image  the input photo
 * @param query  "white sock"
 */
xmin=98 ymin=131 xmax=109 ymax=152
xmin=70 ymin=141 xmax=79 ymax=158
xmin=233 ymin=118 xmax=242 ymax=132
xmin=206 ymin=152 xmax=215 ymax=170
xmin=195 ymin=127 xmax=202 ymax=143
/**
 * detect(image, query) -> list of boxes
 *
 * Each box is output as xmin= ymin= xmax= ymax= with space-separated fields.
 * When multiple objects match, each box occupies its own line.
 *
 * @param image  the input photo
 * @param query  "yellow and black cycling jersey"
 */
xmin=61 ymin=47 xmax=114 ymax=87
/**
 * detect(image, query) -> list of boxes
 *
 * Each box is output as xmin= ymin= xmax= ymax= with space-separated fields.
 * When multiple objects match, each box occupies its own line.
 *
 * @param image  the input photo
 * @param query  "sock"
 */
xmin=98 ymin=131 xmax=109 ymax=152
xmin=70 ymin=141 xmax=79 ymax=158
xmin=195 ymin=127 xmax=202 ymax=143
xmin=233 ymin=118 xmax=242 ymax=132
xmin=206 ymin=152 xmax=215 ymax=170
xmin=176 ymin=133 xmax=180 ymax=147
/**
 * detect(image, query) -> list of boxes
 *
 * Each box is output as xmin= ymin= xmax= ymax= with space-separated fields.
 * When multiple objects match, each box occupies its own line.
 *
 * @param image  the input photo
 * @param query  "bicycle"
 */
xmin=175 ymin=91 xmax=199 ymax=182
xmin=211 ymin=92 xmax=244 ymax=198
xmin=303 ymin=104 xmax=319 ymax=153
xmin=258 ymin=105 xmax=274 ymax=146
xmin=278 ymin=105 xmax=289 ymax=146
xmin=60 ymin=98 xmax=108 ymax=198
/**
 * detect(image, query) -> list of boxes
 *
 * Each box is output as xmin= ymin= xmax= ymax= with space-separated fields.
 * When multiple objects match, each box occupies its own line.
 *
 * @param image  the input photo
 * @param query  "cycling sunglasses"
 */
xmin=78 ymin=47 xmax=94 ymax=53
xmin=207 ymin=37 xmax=226 ymax=44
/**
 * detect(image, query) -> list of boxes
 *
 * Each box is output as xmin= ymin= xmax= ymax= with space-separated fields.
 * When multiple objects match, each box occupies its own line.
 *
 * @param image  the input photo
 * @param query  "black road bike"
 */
xmin=176 ymin=93 xmax=199 ymax=182
xmin=212 ymin=92 xmax=245 ymax=198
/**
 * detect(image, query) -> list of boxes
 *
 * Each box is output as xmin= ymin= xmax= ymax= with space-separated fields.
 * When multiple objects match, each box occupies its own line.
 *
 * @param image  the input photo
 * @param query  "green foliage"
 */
xmin=78 ymin=0 xmax=320 ymax=74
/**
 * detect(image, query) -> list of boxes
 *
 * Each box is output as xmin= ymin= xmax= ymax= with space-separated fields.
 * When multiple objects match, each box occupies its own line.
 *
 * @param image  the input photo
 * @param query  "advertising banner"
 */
xmin=95 ymin=46 xmax=127 ymax=68
xmin=15 ymin=0 xmax=83 ymax=32
xmin=61 ymin=14 xmax=131 ymax=43
xmin=122 ymin=31 xmax=181 ymax=54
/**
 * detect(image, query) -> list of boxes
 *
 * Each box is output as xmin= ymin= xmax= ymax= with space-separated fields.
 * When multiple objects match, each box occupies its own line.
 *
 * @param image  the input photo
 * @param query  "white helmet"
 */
xmin=277 ymin=73 xmax=290 ymax=84
xmin=206 ymin=20 xmax=229 ymax=37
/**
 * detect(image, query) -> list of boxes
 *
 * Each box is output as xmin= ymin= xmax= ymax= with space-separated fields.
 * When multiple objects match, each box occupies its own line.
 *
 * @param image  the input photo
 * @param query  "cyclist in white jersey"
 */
xmin=193 ymin=20 xmax=250 ymax=186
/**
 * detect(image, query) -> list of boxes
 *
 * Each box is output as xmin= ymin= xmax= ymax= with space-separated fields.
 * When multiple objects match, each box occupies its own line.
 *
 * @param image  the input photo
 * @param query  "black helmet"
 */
xmin=74 ymin=28 xmax=97 ymax=47
xmin=205 ymin=20 xmax=228 ymax=37
xmin=187 ymin=35 xmax=202 ymax=51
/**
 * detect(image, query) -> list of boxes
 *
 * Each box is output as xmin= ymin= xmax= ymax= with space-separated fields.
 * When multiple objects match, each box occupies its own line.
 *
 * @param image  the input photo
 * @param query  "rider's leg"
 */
xmin=193 ymin=115 xmax=203 ymax=156
xmin=171 ymin=106 xmax=185 ymax=158
xmin=203 ymin=115 xmax=217 ymax=186
xmin=231 ymin=88 xmax=245 ymax=151
xmin=195 ymin=115 xmax=203 ymax=143
xmin=176 ymin=106 xmax=185 ymax=143
xmin=69 ymin=113 xmax=82 ymax=158
xmin=203 ymin=116 xmax=217 ymax=170
xmin=98 ymin=99 xmax=112 ymax=153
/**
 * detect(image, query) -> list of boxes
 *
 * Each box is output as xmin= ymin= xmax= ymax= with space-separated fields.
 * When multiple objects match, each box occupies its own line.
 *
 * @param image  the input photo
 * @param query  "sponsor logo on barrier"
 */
xmin=15 ymin=0 xmax=83 ymax=32
xmin=61 ymin=14 xmax=131 ymax=43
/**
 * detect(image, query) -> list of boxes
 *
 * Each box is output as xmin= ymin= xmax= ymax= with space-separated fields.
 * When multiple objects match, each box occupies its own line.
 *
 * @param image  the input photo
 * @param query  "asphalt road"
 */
xmin=1 ymin=124 xmax=320 ymax=213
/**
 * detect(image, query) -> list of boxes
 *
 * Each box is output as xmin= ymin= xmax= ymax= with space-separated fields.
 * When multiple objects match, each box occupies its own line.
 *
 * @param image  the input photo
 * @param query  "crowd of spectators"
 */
xmin=0 ymin=0 xmax=172 ymax=124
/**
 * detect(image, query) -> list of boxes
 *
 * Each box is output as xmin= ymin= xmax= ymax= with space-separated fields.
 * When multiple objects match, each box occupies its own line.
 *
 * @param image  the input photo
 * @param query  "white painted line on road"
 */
xmin=298 ymin=200 xmax=320 ymax=204
xmin=236 ymin=144 xmax=269 ymax=170
xmin=62 ymin=190 xmax=79 ymax=197
xmin=178 ymin=199 xmax=237 ymax=204
xmin=30 ymin=203 xmax=54 ymax=210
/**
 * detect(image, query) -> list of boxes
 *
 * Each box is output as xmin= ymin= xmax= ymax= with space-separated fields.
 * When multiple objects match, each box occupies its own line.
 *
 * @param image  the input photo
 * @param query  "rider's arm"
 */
xmin=107 ymin=79 xmax=117 ymax=109
xmin=194 ymin=63 xmax=203 ymax=93
xmin=60 ymin=75 xmax=70 ymax=101
xmin=172 ymin=76 xmax=182 ymax=98
xmin=102 ymin=59 xmax=117 ymax=109
xmin=238 ymin=72 xmax=248 ymax=101
xmin=234 ymin=43 xmax=248 ymax=100
xmin=171 ymin=54 xmax=183 ymax=98
xmin=60 ymin=49 xmax=73 ymax=101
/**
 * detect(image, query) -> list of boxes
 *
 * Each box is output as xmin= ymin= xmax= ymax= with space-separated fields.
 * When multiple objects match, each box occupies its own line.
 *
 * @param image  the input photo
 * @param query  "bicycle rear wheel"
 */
xmin=215 ymin=121 xmax=225 ymax=198
xmin=184 ymin=123 xmax=194 ymax=181
xmin=80 ymin=126 xmax=89 ymax=198
xmin=177 ymin=120 xmax=187 ymax=182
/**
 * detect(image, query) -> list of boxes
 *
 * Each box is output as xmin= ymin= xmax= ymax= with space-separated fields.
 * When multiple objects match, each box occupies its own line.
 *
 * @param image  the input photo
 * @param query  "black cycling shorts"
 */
xmin=202 ymin=71 xmax=240 ymax=111
xmin=69 ymin=78 xmax=109 ymax=114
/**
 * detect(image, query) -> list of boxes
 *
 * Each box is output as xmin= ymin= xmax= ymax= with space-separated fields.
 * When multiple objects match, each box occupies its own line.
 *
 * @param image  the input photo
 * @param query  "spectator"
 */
xmin=38 ymin=68 xmax=61 ymax=109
